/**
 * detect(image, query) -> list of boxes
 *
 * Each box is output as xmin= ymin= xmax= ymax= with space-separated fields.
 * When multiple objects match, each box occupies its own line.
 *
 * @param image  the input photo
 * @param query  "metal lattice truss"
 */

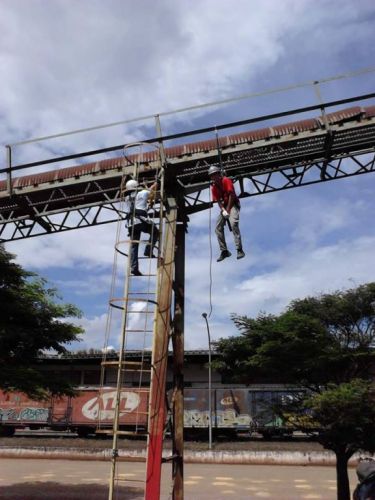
xmin=181 ymin=149 xmax=375 ymax=215
xmin=1 ymin=101 xmax=375 ymax=241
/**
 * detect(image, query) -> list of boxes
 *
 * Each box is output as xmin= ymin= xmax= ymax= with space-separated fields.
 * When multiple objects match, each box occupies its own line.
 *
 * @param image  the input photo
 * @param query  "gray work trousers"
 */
xmin=215 ymin=205 xmax=243 ymax=252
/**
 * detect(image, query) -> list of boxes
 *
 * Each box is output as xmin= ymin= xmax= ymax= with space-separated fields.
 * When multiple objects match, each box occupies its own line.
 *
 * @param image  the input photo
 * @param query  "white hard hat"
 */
xmin=125 ymin=179 xmax=138 ymax=191
xmin=208 ymin=165 xmax=221 ymax=176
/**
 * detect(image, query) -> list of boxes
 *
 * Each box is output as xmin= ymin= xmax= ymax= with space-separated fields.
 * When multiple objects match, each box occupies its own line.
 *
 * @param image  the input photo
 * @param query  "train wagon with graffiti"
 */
xmin=183 ymin=387 xmax=304 ymax=438
xmin=0 ymin=387 xmax=304 ymax=438
xmin=183 ymin=388 xmax=252 ymax=437
xmin=0 ymin=388 xmax=149 ymax=437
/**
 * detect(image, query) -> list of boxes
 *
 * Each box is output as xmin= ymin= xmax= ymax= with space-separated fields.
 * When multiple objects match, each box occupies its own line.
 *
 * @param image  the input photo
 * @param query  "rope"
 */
xmin=208 ymin=186 xmax=213 ymax=319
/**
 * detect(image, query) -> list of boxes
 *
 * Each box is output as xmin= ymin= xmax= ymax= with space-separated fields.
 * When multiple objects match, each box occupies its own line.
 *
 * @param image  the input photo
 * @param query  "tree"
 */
xmin=0 ymin=244 xmax=84 ymax=398
xmin=215 ymin=311 xmax=335 ymax=388
xmin=215 ymin=284 xmax=375 ymax=500
xmin=216 ymin=284 xmax=375 ymax=387
xmin=304 ymin=380 xmax=375 ymax=500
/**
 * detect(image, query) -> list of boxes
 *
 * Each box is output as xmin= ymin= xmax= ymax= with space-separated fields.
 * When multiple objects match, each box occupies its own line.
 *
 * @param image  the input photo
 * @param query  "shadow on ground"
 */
xmin=0 ymin=482 xmax=143 ymax=499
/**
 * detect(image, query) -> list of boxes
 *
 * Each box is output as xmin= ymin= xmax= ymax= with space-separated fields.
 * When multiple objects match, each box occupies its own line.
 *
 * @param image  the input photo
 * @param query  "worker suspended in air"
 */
xmin=208 ymin=165 xmax=245 ymax=262
xmin=124 ymin=179 xmax=159 ymax=276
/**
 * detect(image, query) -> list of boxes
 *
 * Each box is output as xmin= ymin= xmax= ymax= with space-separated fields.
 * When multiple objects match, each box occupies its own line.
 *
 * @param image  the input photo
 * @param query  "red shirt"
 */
xmin=211 ymin=176 xmax=239 ymax=206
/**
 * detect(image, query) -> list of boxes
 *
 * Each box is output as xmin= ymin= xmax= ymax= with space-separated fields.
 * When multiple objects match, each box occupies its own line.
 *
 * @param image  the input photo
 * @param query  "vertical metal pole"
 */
xmin=145 ymin=200 xmax=177 ymax=500
xmin=172 ymin=207 xmax=186 ymax=500
xmin=313 ymin=81 xmax=332 ymax=181
xmin=155 ymin=115 xmax=167 ymax=169
xmin=6 ymin=145 xmax=12 ymax=196
xmin=313 ymin=81 xmax=330 ymax=130
xmin=202 ymin=313 xmax=212 ymax=450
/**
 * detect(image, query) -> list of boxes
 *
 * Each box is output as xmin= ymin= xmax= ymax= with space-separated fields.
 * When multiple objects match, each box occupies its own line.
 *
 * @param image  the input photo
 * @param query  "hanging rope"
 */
xmin=206 ymin=127 xmax=226 ymax=318
xmin=208 ymin=185 xmax=213 ymax=319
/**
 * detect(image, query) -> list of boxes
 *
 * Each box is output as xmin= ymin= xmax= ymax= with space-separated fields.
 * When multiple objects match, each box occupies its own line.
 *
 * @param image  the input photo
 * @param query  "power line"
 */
xmin=9 ymin=65 xmax=375 ymax=147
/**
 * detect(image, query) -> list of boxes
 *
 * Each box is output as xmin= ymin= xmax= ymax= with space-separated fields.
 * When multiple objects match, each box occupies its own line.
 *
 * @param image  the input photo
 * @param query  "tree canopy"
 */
xmin=215 ymin=283 xmax=375 ymax=389
xmin=215 ymin=283 xmax=375 ymax=500
xmin=0 ymin=244 xmax=84 ymax=398
xmin=304 ymin=380 xmax=375 ymax=500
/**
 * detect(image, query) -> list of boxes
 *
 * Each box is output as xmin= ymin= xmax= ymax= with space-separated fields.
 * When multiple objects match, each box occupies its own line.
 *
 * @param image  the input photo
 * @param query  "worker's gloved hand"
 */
xmin=221 ymin=209 xmax=230 ymax=219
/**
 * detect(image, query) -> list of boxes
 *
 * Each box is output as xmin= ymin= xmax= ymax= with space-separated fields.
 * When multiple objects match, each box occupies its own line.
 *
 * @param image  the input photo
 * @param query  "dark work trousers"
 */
xmin=129 ymin=220 xmax=159 ymax=273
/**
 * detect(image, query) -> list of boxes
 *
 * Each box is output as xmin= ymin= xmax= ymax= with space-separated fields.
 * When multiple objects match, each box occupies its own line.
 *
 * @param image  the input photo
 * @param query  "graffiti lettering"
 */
xmin=220 ymin=396 xmax=239 ymax=406
xmin=19 ymin=408 xmax=49 ymax=422
xmin=0 ymin=407 xmax=49 ymax=422
xmin=184 ymin=409 xmax=252 ymax=428
xmin=82 ymin=391 xmax=140 ymax=420
xmin=0 ymin=408 xmax=18 ymax=421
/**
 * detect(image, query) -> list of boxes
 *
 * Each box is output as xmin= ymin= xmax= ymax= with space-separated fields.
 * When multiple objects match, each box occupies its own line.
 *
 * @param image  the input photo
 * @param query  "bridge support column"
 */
xmin=172 ymin=205 xmax=186 ymax=500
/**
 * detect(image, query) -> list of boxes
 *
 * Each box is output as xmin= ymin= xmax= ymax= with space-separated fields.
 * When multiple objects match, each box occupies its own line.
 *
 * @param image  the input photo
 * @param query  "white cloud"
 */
xmin=1 ymin=0 xmax=373 ymax=155
xmin=2 ymin=0 xmax=375 ymax=352
xmin=69 ymin=313 xmax=108 ymax=351
xmin=9 ymin=223 xmax=118 ymax=269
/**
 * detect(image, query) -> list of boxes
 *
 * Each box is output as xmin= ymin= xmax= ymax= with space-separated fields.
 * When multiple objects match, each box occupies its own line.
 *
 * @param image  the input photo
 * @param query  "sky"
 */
xmin=1 ymin=0 xmax=375 ymax=352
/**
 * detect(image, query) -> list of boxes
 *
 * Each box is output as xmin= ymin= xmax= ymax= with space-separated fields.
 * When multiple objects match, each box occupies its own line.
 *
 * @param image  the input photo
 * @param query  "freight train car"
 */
xmin=183 ymin=387 xmax=303 ymax=438
xmin=183 ymin=388 xmax=252 ymax=438
xmin=0 ymin=388 xmax=149 ymax=437
xmin=0 ymin=387 xmax=303 ymax=438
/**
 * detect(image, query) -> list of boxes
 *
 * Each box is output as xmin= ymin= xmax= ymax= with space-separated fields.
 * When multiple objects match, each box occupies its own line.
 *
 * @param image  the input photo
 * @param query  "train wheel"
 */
xmin=0 ymin=426 xmax=15 ymax=437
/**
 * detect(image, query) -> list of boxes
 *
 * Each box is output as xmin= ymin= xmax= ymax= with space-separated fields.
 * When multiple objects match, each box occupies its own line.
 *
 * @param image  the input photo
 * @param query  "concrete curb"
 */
xmin=0 ymin=447 xmax=362 ymax=466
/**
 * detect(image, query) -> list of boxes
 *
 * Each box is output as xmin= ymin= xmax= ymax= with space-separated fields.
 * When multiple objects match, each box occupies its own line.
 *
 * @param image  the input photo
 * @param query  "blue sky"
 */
xmin=1 ymin=0 xmax=375 ymax=351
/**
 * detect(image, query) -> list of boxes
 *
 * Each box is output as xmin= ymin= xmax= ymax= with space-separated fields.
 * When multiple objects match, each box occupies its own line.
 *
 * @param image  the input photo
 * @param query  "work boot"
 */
xmin=237 ymin=249 xmax=245 ymax=259
xmin=131 ymin=269 xmax=142 ymax=276
xmin=144 ymin=246 xmax=157 ymax=258
xmin=217 ymin=250 xmax=231 ymax=262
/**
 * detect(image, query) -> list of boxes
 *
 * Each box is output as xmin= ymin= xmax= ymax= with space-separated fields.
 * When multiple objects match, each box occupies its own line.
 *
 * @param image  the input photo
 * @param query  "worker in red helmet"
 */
xmin=208 ymin=166 xmax=245 ymax=262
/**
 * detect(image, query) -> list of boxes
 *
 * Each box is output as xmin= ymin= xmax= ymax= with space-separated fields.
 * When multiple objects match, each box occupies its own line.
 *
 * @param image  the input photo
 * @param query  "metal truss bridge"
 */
xmin=2 ymin=89 xmax=375 ymax=500
xmin=1 ymin=92 xmax=375 ymax=241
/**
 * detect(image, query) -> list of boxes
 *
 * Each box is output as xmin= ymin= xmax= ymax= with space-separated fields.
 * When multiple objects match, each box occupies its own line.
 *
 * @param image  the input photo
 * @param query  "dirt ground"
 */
xmin=0 ymin=482 xmax=143 ymax=500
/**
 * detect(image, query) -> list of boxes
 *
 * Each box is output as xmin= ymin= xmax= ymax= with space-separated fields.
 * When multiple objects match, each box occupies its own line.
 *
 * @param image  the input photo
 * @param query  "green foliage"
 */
xmin=0 ymin=244 xmax=84 ymax=398
xmin=289 ymin=283 xmax=375 ymax=352
xmin=215 ymin=284 xmax=375 ymax=500
xmin=305 ymin=379 xmax=375 ymax=457
xmin=215 ymin=284 xmax=375 ymax=388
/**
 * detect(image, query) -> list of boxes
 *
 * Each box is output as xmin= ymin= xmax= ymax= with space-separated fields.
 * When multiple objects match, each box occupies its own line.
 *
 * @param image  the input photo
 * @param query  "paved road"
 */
xmin=0 ymin=458 xmax=358 ymax=499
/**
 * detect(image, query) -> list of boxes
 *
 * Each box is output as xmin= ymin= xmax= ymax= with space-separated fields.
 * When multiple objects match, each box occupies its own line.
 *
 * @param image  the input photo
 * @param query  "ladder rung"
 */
xmin=121 ymin=368 xmax=151 ymax=372
xmin=101 ymin=362 xmax=151 ymax=372
xmin=101 ymin=361 xmax=144 ymax=366
xmin=116 ymin=478 xmax=145 ymax=483
xmin=127 ymin=310 xmax=154 ymax=314
xmin=129 ymin=273 xmax=157 ymax=277
xmin=128 ymin=291 xmax=156 ymax=295
xmin=111 ymin=297 xmax=157 ymax=303
xmin=126 ymin=329 xmax=153 ymax=333
xmin=109 ymin=302 xmax=157 ymax=311
xmin=101 ymin=361 xmax=151 ymax=367
xmin=96 ymin=429 xmax=148 ymax=436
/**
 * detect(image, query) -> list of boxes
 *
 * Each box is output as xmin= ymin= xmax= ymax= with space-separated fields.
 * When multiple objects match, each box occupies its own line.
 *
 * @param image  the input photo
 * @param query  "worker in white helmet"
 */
xmin=208 ymin=165 xmax=245 ymax=262
xmin=124 ymin=179 xmax=159 ymax=276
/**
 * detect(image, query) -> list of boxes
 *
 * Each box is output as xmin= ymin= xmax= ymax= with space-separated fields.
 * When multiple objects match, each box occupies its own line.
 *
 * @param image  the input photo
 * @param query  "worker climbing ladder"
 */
xmin=97 ymin=142 xmax=177 ymax=500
